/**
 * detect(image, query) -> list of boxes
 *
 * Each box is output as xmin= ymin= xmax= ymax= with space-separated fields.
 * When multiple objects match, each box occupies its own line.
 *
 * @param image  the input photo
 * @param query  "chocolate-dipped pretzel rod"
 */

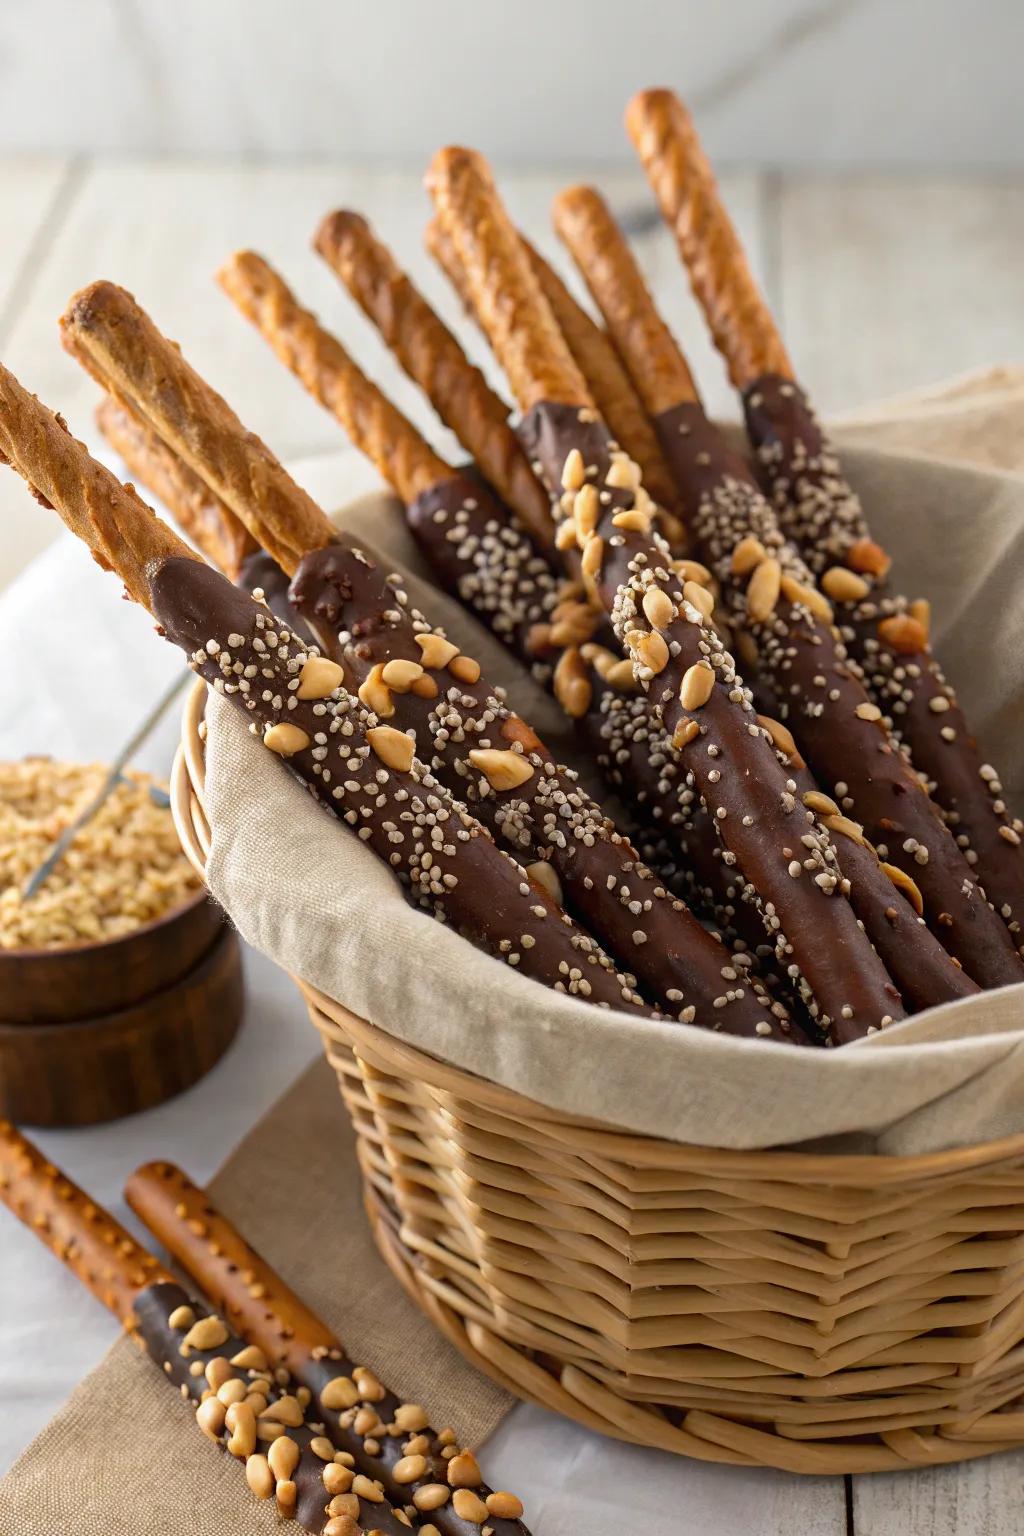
xmin=128 ymin=1161 xmax=530 ymax=1535
xmin=626 ymin=86 xmax=1024 ymax=955
xmin=549 ymin=180 xmax=1021 ymax=995
xmin=212 ymin=243 xmax=768 ymax=939
xmin=90 ymin=271 xmax=796 ymax=1039
xmin=3 ymin=356 xmax=650 ymax=1013
xmin=0 ymin=1123 xmax=412 ymax=1533
xmin=424 ymin=210 xmax=685 ymax=542
xmin=427 ymin=144 xmax=913 ymax=1041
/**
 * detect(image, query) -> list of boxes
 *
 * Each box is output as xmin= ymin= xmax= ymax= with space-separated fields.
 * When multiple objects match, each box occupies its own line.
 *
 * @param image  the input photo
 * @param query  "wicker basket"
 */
xmin=173 ymin=680 xmax=1024 ymax=1474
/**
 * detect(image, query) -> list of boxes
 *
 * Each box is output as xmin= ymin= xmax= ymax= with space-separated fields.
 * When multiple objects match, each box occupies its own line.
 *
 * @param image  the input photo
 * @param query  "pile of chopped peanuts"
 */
xmin=0 ymin=758 xmax=201 ymax=950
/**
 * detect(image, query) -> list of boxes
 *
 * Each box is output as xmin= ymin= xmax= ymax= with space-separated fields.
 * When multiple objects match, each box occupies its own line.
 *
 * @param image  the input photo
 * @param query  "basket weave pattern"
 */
xmin=174 ymin=682 xmax=1024 ymax=1474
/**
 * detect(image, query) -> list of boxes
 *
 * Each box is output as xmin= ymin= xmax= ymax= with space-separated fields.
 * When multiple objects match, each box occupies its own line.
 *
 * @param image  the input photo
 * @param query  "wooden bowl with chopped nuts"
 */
xmin=0 ymin=759 xmax=243 ymax=1125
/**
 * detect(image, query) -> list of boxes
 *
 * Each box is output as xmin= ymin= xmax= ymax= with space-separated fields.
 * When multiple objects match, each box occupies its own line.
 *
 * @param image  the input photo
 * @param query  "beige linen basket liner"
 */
xmin=173 ymin=680 xmax=1024 ymax=1475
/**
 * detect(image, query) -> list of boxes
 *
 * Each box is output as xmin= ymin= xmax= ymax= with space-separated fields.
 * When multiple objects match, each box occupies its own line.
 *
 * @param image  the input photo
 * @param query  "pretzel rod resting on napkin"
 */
xmin=425 ymin=145 xmax=923 ymax=1041
xmin=626 ymin=86 xmax=1024 ymax=953
xmin=548 ymin=180 xmax=1020 ymax=995
xmin=423 ymin=210 xmax=686 ymax=542
xmin=127 ymin=1162 xmax=530 ymax=1534
xmin=4 ymin=352 xmax=651 ymax=1013
xmin=85 ymin=274 xmax=797 ymax=1039
xmin=0 ymin=1122 xmax=413 ymax=1533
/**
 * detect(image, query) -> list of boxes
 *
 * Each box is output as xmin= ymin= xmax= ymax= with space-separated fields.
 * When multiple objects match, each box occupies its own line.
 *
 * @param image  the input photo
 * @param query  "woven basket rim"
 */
xmin=174 ymin=678 xmax=1024 ymax=1177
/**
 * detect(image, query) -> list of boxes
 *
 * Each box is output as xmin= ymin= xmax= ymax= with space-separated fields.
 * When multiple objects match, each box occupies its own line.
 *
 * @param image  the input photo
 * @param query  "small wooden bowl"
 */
xmin=0 ymin=893 xmax=244 ymax=1125
xmin=0 ymin=886 xmax=223 ymax=1024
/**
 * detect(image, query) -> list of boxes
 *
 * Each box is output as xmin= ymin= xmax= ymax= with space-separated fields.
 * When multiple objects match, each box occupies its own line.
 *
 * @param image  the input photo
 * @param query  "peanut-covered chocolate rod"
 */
xmin=97 ymin=395 xmax=257 ymax=579
xmin=627 ymin=86 xmax=1024 ymax=956
xmin=428 ymin=144 xmax=908 ymax=1041
xmin=2 ymin=359 xmax=650 ymax=1013
xmin=315 ymin=210 xmax=554 ymax=553
xmin=128 ymin=1161 xmax=531 ymax=1536
xmin=424 ymin=211 xmax=685 ymax=541
xmin=551 ymin=182 xmax=1019 ymax=993
xmin=102 ymin=348 xmax=778 ymax=974
xmin=0 ymin=1122 xmax=412 ymax=1533
xmin=91 ymin=297 xmax=797 ymax=1039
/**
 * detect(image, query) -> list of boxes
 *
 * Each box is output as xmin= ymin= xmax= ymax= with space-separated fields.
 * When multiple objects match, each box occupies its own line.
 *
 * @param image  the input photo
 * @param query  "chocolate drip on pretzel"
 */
xmin=625 ymin=86 xmax=1024 ymax=962
xmin=128 ymin=1161 xmax=531 ymax=1535
xmin=428 ymin=145 xmax=905 ymax=1040
xmin=551 ymin=181 xmax=1020 ymax=994
xmin=0 ymin=1123 xmax=411 ymax=1532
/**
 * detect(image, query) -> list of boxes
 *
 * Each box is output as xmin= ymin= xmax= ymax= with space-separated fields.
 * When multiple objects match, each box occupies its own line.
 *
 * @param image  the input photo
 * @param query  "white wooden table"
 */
xmin=2 ymin=157 xmax=1024 ymax=1532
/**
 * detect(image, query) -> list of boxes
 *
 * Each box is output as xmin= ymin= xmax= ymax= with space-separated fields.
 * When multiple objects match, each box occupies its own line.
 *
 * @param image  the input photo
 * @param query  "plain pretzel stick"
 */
xmin=550 ymin=182 xmax=1021 ymax=993
xmin=315 ymin=210 xmax=554 ymax=551
xmin=62 ymin=279 xmax=345 ymax=575
xmin=127 ymin=1161 xmax=531 ymax=1535
xmin=426 ymin=145 xmax=906 ymax=1040
xmin=627 ymin=88 xmax=1024 ymax=957
xmin=0 ymin=1123 xmax=413 ymax=1532
xmin=96 ymin=395 xmax=257 ymax=579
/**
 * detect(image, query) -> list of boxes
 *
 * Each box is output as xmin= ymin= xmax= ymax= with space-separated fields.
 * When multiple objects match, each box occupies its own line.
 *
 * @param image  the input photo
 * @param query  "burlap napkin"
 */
xmin=0 ymin=1056 xmax=511 ymax=1533
xmin=4 ymin=375 xmax=1024 ymax=1530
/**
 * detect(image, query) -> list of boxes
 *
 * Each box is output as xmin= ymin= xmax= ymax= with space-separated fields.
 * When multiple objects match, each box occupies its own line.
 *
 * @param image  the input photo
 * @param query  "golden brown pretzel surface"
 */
xmin=97 ymin=395 xmax=257 ymax=580
xmin=316 ymin=209 xmax=553 ymax=548
xmin=0 ymin=1120 xmax=171 ymax=1328
xmin=62 ymin=279 xmax=335 ymax=576
xmin=0 ymin=358 xmax=193 ymax=609
xmin=626 ymin=88 xmax=792 ymax=389
xmin=552 ymin=184 xmax=698 ymax=418
xmin=427 ymin=147 xmax=591 ymax=412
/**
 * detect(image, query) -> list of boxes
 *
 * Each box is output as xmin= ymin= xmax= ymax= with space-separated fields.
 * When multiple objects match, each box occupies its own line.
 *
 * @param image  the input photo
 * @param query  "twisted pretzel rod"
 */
xmin=626 ymin=87 xmax=792 ymax=391
xmin=0 ymin=361 xmax=191 ymax=609
xmin=626 ymin=88 xmax=1024 ymax=954
xmin=8 ymin=356 xmax=650 ymax=1013
xmin=104 ymin=277 xmax=793 ymax=1036
xmin=127 ymin=1162 xmax=530 ymax=1535
xmin=427 ymin=145 xmax=906 ymax=1040
xmin=0 ymin=1123 xmax=414 ymax=1532
xmin=315 ymin=210 xmax=554 ymax=552
xmin=61 ymin=280 xmax=343 ymax=577
xmin=425 ymin=211 xmax=685 ymax=535
xmin=96 ymin=395 xmax=257 ymax=580
xmin=550 ymin=183 xmax=1019 ymax=993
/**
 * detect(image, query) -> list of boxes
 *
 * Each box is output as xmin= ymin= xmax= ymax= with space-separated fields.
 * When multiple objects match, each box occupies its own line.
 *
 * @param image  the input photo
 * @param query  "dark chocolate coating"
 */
xmin=520 ymin=400 xmax=907 ymax=1041
xmin=135 ymin=1281 xmax=411 ymax=1533
xmin=743 ymin=372 xmax=1024 ymax=955
xmin=150 ymin=557 xmax=650 ymax=1013
xmin=406 ymin=471 xmax=792 ymax=961
xmin=287 ymin=539 xmax=805 ymax=1042
xmin=653 ymin=400 xmax=1024 ymax=992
